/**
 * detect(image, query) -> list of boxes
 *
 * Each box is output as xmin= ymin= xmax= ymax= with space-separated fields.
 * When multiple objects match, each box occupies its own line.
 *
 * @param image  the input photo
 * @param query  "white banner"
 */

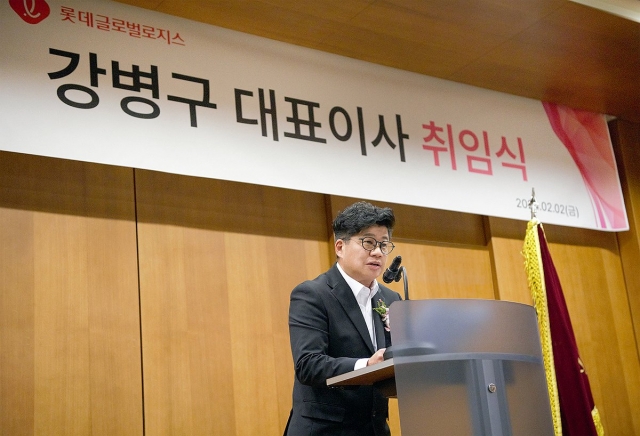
xmin=0 ymin=0 xmax=628 ymax=231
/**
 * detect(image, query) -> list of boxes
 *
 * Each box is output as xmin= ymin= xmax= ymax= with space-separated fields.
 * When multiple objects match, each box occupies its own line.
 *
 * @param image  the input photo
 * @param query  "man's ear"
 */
xmin=334 ymin=238 xmax=344 ymax=259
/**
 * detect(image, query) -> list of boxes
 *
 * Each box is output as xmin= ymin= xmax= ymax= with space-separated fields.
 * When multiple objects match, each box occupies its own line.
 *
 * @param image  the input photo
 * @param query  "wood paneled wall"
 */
xmin=0 ymin=153 xmax=143 ymax=436
xmin=1 ymin=147 xmax=640 ymax=435
xmin=610 ymin=120 xmax=640 ymax=355
xmin=134 ymin=170 xmax=331 ymax=435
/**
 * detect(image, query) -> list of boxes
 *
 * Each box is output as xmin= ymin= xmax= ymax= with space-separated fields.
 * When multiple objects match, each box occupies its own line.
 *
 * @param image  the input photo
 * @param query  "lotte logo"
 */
xmin=9 ymin=0 xmax=50 ymax=24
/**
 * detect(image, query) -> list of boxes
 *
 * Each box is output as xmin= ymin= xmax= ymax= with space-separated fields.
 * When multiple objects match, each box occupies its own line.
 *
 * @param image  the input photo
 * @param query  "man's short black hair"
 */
xmin=332 ymin=201 xmax=395 ymax=240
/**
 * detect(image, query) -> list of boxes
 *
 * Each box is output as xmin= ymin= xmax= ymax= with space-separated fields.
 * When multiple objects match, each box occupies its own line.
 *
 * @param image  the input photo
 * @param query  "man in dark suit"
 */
xmin=285 ymin=201 xmax=402 ymax=436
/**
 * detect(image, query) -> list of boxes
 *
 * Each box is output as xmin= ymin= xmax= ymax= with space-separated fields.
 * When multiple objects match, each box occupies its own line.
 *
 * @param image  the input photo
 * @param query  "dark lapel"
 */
xmin=326 ymin=264 xmax=375 ymax=354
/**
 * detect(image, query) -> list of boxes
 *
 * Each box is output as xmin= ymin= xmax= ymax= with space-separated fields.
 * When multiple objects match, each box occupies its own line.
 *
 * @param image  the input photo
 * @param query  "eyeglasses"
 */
xmin=356 ymin=237 xmax=395 ymax=255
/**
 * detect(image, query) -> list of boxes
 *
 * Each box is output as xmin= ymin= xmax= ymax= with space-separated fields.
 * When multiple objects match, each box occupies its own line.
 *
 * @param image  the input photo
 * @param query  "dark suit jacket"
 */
xmin=285 ymin=263 xmax=402 ymax=436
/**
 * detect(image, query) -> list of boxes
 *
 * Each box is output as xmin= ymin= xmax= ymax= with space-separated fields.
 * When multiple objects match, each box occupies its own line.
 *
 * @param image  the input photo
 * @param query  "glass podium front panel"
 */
xmin=389 ymin=299 xmax=554 ymax=436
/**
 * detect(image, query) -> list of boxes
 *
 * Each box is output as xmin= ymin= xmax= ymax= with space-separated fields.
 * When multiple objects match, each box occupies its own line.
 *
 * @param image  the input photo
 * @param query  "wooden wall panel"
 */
xmin=486 ymin=216 xmax=532 ymax=304
xmin=609 ymin=120 xmax=640 ymax=358
xmin=1 ymin=207 xmax=35 ymax=436
xmin=135 ymin=170 xmax=330 ymax=435
xmin=0 ymin=151 xmax=142 ymax=436
xmin=382 ymin=240 xmax=494 ymax=301
xmin=608 ymin=119 xmax=640 ymax=434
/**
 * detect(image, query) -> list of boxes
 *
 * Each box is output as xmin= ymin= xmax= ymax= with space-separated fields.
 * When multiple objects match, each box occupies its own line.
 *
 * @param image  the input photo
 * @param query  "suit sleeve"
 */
xmin=288 ymin=282 xmax=358 ymax=387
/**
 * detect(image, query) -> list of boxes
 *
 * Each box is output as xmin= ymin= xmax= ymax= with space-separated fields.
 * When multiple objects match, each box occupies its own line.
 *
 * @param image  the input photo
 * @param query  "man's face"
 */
xmin=335 ymin=225 xmax=390 ymax=288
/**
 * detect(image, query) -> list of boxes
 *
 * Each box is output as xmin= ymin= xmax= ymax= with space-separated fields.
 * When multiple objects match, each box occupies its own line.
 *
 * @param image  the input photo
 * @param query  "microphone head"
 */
xmin=382 ymin=255 xmax=402 ymax=283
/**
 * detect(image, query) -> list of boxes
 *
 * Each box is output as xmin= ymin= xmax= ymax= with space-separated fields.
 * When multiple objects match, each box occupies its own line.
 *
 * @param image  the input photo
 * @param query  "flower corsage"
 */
xmin=373 ymin=299 xmax=390 ymax=332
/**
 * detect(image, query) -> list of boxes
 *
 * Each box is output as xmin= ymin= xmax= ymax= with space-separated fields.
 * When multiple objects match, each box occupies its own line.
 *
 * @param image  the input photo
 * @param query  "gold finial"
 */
xmin=528 ymin=188 xmax=538 ymax=220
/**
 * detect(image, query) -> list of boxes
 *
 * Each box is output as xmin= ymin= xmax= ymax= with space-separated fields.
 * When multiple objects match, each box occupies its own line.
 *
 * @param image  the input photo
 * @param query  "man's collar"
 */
xmin=336 ymin=263 xmax=379 ymax=302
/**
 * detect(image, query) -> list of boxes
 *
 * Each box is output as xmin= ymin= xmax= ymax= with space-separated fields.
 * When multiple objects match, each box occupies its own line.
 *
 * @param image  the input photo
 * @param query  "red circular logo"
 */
xmin=9 ymin=0 xmax=51 ymax=24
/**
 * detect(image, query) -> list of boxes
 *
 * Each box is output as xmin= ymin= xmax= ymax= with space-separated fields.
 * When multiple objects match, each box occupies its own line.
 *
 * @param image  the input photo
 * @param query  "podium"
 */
xmin=327 ymin=299 xmax=554 ymax=436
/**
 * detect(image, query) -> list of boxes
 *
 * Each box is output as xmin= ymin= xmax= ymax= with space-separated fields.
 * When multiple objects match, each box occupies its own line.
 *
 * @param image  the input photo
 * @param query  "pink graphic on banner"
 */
xmin=543 ymin=102 xmax=626 ymax=230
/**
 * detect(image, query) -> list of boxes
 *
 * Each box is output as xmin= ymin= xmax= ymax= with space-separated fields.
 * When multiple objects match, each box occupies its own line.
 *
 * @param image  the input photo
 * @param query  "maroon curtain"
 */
xmin=538 ymin=225 xmax=599 ymax=435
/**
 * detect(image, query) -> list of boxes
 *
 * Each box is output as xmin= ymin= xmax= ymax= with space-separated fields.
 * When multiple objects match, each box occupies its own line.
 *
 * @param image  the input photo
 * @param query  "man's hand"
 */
xmin=367 ymin=348 xmax=386 ymax=366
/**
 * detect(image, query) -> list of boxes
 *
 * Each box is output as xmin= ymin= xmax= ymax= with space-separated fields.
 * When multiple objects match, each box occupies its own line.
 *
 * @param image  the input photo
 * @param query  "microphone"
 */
xmin=382 ymin=255 xmax=402 ymax=284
